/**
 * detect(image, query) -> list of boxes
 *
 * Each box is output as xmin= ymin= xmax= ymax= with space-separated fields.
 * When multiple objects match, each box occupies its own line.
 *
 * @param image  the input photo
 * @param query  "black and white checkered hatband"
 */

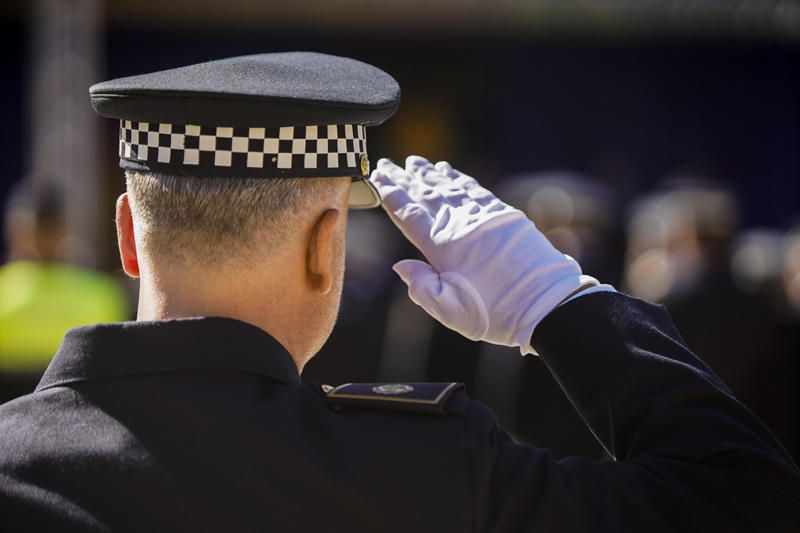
xmin=118 ymin=120 xmax=369 ymax=178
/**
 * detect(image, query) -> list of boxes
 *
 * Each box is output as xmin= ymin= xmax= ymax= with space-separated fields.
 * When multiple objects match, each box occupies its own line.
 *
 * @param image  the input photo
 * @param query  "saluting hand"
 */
xmin=370 ymin=156 xmax=599 ymax=355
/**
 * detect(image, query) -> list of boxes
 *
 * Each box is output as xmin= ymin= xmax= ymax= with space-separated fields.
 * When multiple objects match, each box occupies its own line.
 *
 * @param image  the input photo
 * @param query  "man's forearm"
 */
xmin=535 ymin=290 xmax=800 ymax=527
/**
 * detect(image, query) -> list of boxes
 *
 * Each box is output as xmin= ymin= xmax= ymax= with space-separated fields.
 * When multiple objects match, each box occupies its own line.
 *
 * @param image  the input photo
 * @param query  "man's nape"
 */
xmin=117 ymin=175 xmax=351 ymax=371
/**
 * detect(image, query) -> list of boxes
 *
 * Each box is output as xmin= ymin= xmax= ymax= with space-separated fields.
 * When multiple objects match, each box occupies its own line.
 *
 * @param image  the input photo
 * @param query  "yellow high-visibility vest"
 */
xmin=0 ymin=261 xmax=130 ymax=372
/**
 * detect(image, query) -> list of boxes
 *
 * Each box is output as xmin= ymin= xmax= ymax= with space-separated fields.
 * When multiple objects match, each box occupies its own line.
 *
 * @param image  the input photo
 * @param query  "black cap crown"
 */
xmin=90 ymin=52 xmax=401 ymax=208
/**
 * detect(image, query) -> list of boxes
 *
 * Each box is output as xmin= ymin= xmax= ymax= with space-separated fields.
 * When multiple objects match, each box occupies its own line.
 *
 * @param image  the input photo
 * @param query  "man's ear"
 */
xmin=307 ymin=208 xmax=340 ymax=294
xmin=115 ymin=193 xmax=140 ymax=278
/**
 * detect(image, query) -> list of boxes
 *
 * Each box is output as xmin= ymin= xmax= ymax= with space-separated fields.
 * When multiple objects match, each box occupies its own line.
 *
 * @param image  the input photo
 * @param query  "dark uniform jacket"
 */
xmin=1 ymin=292 xmax=799 ymax=531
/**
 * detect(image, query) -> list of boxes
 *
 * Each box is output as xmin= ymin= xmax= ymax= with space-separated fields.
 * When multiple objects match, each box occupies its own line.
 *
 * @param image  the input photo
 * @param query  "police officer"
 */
xmin=0 ymin=52 xmax=798 ymax=532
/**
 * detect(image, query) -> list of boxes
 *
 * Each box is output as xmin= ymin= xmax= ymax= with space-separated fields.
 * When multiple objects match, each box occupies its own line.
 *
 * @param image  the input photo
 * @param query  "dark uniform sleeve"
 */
xmin=467 ymin=291 xmax=800 ymax=532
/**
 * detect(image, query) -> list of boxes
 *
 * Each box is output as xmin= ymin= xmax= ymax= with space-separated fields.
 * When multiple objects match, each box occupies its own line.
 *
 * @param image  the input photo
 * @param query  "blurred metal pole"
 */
xmin=28 ymin=0 xmax=104 ymax=268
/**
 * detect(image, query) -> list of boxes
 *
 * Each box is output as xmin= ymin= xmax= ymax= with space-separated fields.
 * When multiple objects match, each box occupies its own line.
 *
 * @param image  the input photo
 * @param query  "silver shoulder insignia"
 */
xmin=372 ymin=384 xmax=414 ymax=395
xmin=323 ymin=382 xmax=464 ymax=415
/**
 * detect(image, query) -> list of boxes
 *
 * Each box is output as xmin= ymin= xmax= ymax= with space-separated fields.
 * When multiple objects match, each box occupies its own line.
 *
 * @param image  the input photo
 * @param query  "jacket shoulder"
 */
xmin=313 ymin=382 xmax=468 ymax=416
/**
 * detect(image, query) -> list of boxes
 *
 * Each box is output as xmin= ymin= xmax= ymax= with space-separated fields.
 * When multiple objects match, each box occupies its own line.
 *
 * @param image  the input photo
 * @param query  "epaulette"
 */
xmin=320 ymin=382 xmax=464 ymax=415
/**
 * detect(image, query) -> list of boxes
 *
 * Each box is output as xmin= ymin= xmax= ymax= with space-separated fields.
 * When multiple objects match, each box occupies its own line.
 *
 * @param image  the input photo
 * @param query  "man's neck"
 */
xmin=135 ymin=273 xmax=308 ymax=371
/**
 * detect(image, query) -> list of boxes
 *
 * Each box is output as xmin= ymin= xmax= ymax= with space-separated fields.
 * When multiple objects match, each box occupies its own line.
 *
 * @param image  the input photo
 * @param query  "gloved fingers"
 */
xmin=377 ymin=157 xmax=442 ymax=208
xmin=375 ymin=158 xmax=416 ymax=188
xmin=390 ymin=155 xmax=462 ymax=213
xmin=392 ymin=258 xmax=436 ymax=287
xmin=407 ymin=155 xmax=458 ymax=189
xmin=434 ymin=161 xmax=480 ymax=190
xmin=393 ymin=260 xmax=450 ymax=326
xmin=415 ymin=157 xmax=492 ymax=212
xmin=430 ymin=160 xmax=497 ymax=209
xmin=424 ymin=162 xmax=482 ymax=210
xmin=433 ymin=160 xmax=456 ymax=176
xmin=414 ymin=185 xmax=452 ymax=217
xmin=391 ymin=156 xmax=506 ymax=218
xmin=406 ymin=157 xmax=482 ymax=193
xmin=392 ymin=202 xmax=435 ymax=246
xmin=463 ymin=181 xmax=498 ymax=206
xmin=370 ymin=168 xmax=436 ymax=252
xmin=439 ymin=172 xmax=503 ymax=213
xmin=394 ymin=260 xmax=490 ymax=341
xmin=370 ymin=167 xmax=417 ymax=214
xmin=405 ymin=155 xmax=435 ymax=176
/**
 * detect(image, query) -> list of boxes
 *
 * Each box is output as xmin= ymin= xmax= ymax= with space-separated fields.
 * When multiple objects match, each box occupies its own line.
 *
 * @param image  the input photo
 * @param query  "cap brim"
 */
xmin=349 ymin=178 xmax=381 ymax=209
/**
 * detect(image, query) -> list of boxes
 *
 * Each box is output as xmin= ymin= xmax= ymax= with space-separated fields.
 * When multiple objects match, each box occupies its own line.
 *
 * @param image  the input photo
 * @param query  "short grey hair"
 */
xmin=125 ymin=170 xmax=345 ymax=265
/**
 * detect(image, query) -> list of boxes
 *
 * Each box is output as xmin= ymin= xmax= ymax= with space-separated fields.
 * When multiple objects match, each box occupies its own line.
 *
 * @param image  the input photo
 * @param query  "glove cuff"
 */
xmin=517 ymin=275 xmax=601 ymax=356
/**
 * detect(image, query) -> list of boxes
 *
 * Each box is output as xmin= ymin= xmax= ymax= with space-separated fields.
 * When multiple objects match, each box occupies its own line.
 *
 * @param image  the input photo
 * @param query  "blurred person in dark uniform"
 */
xmin=780 ymin=224 xmax=800 ymax=318
xmin=781 ymin=225 xmax=800 ymax=457
xmin=0 ymin=181 xmax=128 ymax=403
xmin=0 ymin=53 xmax=799 ymax=532
xmin=500 ymin=171 xmax=622 ymax=284
xmin=624 ymin=181 xmax=798 ymax=459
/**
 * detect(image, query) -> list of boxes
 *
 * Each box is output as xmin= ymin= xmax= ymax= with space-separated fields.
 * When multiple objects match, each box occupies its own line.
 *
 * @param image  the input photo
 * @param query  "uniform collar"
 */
xmin=36 ymin=316 xmax=301 ymax=391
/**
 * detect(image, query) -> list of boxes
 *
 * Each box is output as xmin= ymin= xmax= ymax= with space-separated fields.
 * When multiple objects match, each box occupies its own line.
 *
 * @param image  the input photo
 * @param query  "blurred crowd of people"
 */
xmin=1 ymin=168 xmax=798 ymax=462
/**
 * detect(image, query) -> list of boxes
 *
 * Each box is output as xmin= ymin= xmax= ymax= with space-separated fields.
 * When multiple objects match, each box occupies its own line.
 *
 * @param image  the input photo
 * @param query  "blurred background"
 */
xmin=1 ymin=0 xmax=799 ymax=461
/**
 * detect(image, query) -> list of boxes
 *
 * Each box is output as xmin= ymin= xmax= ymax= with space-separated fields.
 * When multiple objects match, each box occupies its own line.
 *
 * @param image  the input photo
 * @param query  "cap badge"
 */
xmin=372 ymin=384 xmax=414 ymax=395
xmin=360 ymin=153 xmax=370 ymax=177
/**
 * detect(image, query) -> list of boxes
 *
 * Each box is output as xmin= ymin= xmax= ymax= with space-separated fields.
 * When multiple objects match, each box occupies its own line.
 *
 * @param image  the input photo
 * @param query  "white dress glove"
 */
xmin=370 ymin=156 xmax=600 ymax=355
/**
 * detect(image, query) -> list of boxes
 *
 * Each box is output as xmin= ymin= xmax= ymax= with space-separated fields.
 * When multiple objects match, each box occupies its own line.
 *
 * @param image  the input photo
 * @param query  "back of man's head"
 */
xmin=94 ymin=52 xmax=400 ymax=366
xmin=125 ymin=170 xmax=346 ymax=268
xmin=120 ymin=171 xmax=352 ymax=365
